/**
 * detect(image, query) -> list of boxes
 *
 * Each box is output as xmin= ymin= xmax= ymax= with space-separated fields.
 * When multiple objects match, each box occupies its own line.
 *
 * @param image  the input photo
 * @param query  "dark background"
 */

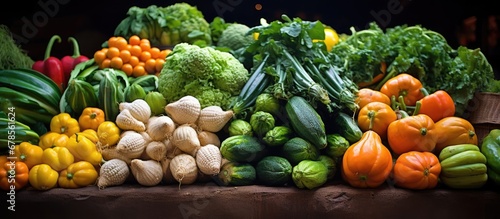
xmin=1 ymin=0 xmax=499 ymax=73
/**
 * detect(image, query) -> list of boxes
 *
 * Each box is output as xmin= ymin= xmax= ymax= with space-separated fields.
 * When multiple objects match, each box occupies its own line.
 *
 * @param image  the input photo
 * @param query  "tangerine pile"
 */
xmin=93 ymin=35 xmax=171 ymax=77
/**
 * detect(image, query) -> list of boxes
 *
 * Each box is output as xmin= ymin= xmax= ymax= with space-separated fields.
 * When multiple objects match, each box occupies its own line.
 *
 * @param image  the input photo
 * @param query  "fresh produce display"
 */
xmin=1 ymin=2 xmax=499 ymax=194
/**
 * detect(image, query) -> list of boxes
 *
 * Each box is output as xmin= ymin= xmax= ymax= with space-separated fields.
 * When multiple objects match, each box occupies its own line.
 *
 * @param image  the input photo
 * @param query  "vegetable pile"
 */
xmin=1 ymin=2 xmax=500 ymax=192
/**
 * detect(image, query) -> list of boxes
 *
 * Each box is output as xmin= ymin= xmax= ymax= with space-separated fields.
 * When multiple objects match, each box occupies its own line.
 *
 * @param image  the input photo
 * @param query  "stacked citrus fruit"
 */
xmin=93 ymin=35 xmax=171 ymax=77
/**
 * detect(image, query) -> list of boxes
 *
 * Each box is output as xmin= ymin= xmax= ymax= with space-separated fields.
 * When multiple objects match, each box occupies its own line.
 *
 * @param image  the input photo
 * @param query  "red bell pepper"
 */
xmin=32 ymin=35 xmax=65 ymax=92
xmin=61 ymin=37 xmax=89 ymax=82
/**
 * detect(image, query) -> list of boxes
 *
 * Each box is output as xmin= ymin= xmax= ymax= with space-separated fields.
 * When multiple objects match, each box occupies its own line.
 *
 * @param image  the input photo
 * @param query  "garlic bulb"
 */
xmin=130 ymin=159 xmax=163 ymax=186
xmin=197 ymin=106 xmax=234 ymax=132
xmin=97 ymin=159 xmax=130 ymax=189
xmin=146 ymin=115 xmax=176 ymax=141
xmin=165 ymin=95 xmax=201 ymax=125
xmin=119 ymin=99 xmax=151 ymax=123
xmin=171 ymin=124 xmax=201 ymax=157
xmin=197 ymin=130 xmax=221 ymax=147
xmin=170 ymin=154 xmax=198 ymax=186
xmin=195 ymin=144 xmax=222 ymax=175
xmin=116 ymin=108 xmax=146 ymax=132
xmin=116 ymin=131 xmax=148 ymax=159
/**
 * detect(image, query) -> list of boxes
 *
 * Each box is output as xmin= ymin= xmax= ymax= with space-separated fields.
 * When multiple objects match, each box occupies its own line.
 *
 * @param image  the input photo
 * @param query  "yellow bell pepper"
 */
xmin=42 ymin=147 xmax=75 ymax=172
xmin=78 ymin=107 xmax=105 ymax=131
xmin=50 ymin=113 xmax=80 ymax=137
xmin=97 ymin=121 xmax=121 ymax=147
xmin=76 ymin=129 xmax=99 ymax=144
xmin=58 ymin=161 xmax=98 ymax=189
xmin=29 ymin=164 xmax=59 ymax=190
xmin=38 ymin=131 xmax=69 ymax=149
xmin=13 ymin=142 xmax=43 ymax=169
xmin=66 ymin=133 xmax=102 ymax=166
xmin=312 ymin=27 xmax=339 ymax=52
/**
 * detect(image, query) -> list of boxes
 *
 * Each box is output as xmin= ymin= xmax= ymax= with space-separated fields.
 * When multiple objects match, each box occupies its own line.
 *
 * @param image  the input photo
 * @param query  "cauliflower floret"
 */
xmin=158 ymin=43 xmax=249 ymax=110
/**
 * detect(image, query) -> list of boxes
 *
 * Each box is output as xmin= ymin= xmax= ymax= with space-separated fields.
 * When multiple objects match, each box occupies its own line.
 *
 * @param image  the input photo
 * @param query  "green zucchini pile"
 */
xmin=217 ymin=93 xmax=361 ymax=189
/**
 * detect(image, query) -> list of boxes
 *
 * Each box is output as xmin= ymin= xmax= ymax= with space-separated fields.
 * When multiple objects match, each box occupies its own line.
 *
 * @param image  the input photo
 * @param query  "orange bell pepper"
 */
xmin=78 ymin=107 xmax=105 ymax=131
xmin=380 ymin=73 xmax=425 ymax=106
xmin=416 ymin=89 xmax=456 ymax=122
xmin=0 ymin=156 xmax=29 ymax=191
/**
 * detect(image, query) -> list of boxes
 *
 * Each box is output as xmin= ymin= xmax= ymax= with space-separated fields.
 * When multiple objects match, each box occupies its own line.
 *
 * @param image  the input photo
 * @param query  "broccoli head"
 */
xmin=217 ymin=23 xmax=254 ymax=51
xmin=160 ymin=3 xmax=212 ymax=47
xmin=158 ymin=43 xmax=249 ymax=110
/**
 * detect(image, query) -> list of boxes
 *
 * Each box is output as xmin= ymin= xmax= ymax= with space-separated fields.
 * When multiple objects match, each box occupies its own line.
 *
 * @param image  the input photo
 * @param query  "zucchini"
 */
xmin=282 ymin=137 xmax=320 ymax=165
xmin=255 ymin=156 xmax=292 ymax=186
xmin=217 ymin=162 xmax=256 ymax=186
xmin=220 ymin=135 xmax=266 ymax=163
xmin=333 ymin=112 xmax=363 ymax=143
xmin=285 ymin=95 xmax=327 ymax=149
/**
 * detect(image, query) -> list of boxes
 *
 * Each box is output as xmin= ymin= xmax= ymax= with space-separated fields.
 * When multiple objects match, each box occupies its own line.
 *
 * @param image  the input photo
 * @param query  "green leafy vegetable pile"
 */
xmin=330 ymin=22 xmax=495 ymax=115
xmin=229 ymin=15 xmax=359 ymax=116
xmin=114 ymin=3 xmax=212 ymax=47
xmin=0 ymin=25 xmax=35 ymax=70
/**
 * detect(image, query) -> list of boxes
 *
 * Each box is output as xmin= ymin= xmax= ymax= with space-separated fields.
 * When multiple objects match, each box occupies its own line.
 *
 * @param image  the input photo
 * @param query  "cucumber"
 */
xmin=285 ymin=96 xmax=327 ymax=149
xmin=256 ymin=156 xmax=292 ymax=186
xmin=217 ymin=162 xmax=256 ymax=186
xmin=333 ymin=112 xmax=363 ymax=143
xmin=220 ymin=135 xmax=266 ymax=163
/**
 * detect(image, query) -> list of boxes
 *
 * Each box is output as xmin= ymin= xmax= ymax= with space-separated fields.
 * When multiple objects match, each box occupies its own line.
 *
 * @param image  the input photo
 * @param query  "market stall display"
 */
xmin=1 ymin=2 xmax=500 ymax=217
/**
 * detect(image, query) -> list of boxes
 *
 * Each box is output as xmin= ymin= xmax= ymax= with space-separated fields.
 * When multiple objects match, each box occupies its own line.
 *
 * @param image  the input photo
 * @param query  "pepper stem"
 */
xmin=420 ymin=87 xmax=430 ymax=96
xmin=44 ymin=35 xmax=61 ymax=60
xmin=68 ymin=37 xmax=81 ymax=57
